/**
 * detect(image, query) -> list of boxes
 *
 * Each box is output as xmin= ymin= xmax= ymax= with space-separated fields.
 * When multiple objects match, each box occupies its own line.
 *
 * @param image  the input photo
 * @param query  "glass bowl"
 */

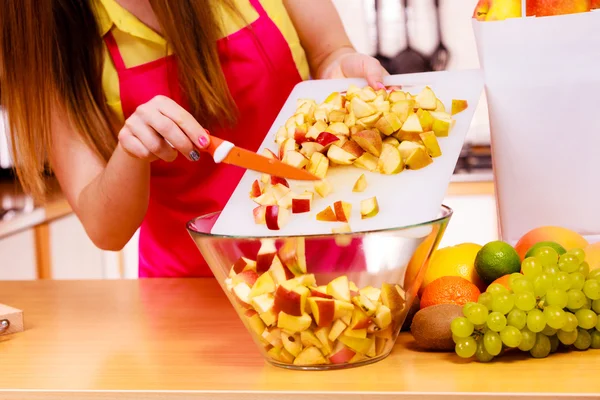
xmin=187 ymin=206 xmax=452 ymax=370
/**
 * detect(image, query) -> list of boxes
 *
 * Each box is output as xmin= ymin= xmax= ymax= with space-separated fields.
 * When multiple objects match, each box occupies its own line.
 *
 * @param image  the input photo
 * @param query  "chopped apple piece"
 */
xmin=435 ymin=98 xmax=446 ymax=112
xmin=260 ymin=308 xmax=278 ymax=326
xmin=293 ymin=346 xmax=326 ymax=366
xmin=300 ymin=330 xmax=323 ymax=348
xmin=419 ymin=131 xmax=442 ymax=158
xmin=310 ymin=287 xmax=333 ymax=299
xmin=398 ymin=141 xmax=423 ymax=160
xmin=375 ymin=337 xmax=388 ymax=356
xmin=244 ymin=309 xmax=266 ymax=338
xmin=388 ymin=90 xmax=407 ymax=102
xmin=233 ymin=282 xmax=252 ymax=307
xmin=249 ymin=272 xmax=276 ymax=299
xmin=344 ymin=110 xmax=356 ymax=127
xmin=270 ymin=176 xmax=289 ymax=188
xmin=415 ymin=86 xmax=437 ymax=110
xmin=356 ymin=112 xmax=382 ymax=129
xmin=308 ymin=297 xmax=335 ymax=327
xmin=382 ymin=137 xmax=399 ymax=147
xmin=251 ymin=293 xmax=275 ymax=315
xmin=249 ymin=180 xmax=262 ymax=198
xmin=359 ymin=286 xmax=381 ymax=303
xmin=307 ymin=151 xmax=329 ymax=179
xmin=333 ymin=300 xmax=355 ymax=320
xmin=278 ymin=138 xmax=297 ymax=160
xmin=314 ymin=179 xmax=333 ymax=198
xmin=333 ymin=200 xmax=352 ymax=223
xmin=232 ymin=270 xmax=259 ymax=288
xmin=351 ymin=97 xmax=377 ymax=118
xmin=418 ymin=110 xmax=434 ymax=131
xmin=373 ymin=304 xmax=392 ymax=329
xmin=262 ymin=327 xmax=283 ymax=348
xmin=326 ymin=122 xmax=350 ymax=136
xmin=290 ymin=273 xmax=316 ymax=287
xmin=375 ymin=112 xmax=402 ymax=136
xmin=283 ymin=150 xmax=308 ymax=169
xmin=256 ymin=239 xmax=277 ymax=273
xmin=352 ymin=174 xmax=367 ymax=192
xmin=345 ymin=84 xmax=361 ymax=100
xmin=306 ymin=120 xmax=328 ymax=140
xmin=360 ymin=197 xmax=379 ymax=219
xmin=253 ymin=192 xmax=276 ymax=206
xmin=270 ymin=183 xmax=291 ymax=202
xmin=324 ymin=91 xmax=344 ymax=109
xmin=352 ymin=293 xmax=377 ymax=316
xmin=329 ymin=342 xmax=356 ymax=364
xmin=332 ymin=224 xmax=352 ymax=246
xmin=349 ymin=353 xmax=368 ymax=363
xmin=268 ymin=255 xmax=294 ymax=284
xmin=377 ymin=144 xmax=404 ymax=175
xmin=328 ymin=319 xmax=347 ymax=342
xmin=265 ymin=205 xmax=290 ymax=231
xmin=353 ymin=153 xmax=379 ymax=172
xmin=366 ymin=338 xmax=377 ymax=357
xmin=343 ymin=327 xmax=367 ymax=339
xmin=327 ymin=276 xmax=351 ymax=302
xmin=230 ymin=256 xmax=256 ymax=276
xmin=351 ymin=130 xmax=383 ymax=157
xmin=291 ymin=193 xmax=312 ymax=214
xmin=451 ymin=99 xmax=468 ymax=115
xmin=374 ymin=326 xmax=393 ymax=340
xmin=400 ymin=113 xmax=423 ymax=133
xmin=349 ymin=307 xmax=372 ymax=330
xmin=328 ymin=109 xmax=347 ymax=123
xmin=390 ymin=100 xmax=415 ymax=122
xmin=315 ymin=131 xmax=340 ymax=148
xmin=338 ymin=335 xmax=374 ymax=355
xmin=274 ymin=280 xmax=309 ymax=316
xmin=381 ymin=283 xmax=406 ymax=323
xmin=277 ymin=312 xmax=312 ymax=333
xmin=275 ymin=126 xmax=288 ymax=145
xmin=276 ymin=191 xmax=295 ymax=209
xmin=357 ymin=86 xmax=377 ymax=102
xmin=314 ymin=327 xmax=333 ymax=355
xmin=327 ymin=145 xmax=356 ymax=165
xmin=300 ymin=142 xmax=325 ymax=158
xmin=278 ymin=237 xmax=307 ymax=276
xmin=314 ymin=108 xmax=328 ymax=123
xmin=281 ymin=333 xmax=303 ymax=357
xmin=429 ymin=111 xmax=455 ymax=137
xmin=373 ymin=100 xmax=390 ymax=113
xmin=405 ymin=146 xmax=433 ymax=170
xmin=341 ymin=140 xmax=365 ymax=158
xmin=316 ymin=205 xmax=337 ymax=222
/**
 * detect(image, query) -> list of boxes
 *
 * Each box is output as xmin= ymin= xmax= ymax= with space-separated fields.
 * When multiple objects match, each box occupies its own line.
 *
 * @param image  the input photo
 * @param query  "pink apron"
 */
xmin=104 ymin=0 xmax=361 ymax=277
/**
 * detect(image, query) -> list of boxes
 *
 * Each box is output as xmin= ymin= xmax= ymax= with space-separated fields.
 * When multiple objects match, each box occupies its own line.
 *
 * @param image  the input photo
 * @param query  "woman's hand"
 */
xmin=319 ymin=49 xmax=389 ymax=90
xmin=118 ymin=95 xmax=210 ymax=163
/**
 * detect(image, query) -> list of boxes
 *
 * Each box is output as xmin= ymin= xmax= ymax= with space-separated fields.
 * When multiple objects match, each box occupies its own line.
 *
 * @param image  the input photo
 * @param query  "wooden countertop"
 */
xmin=1 ymin=279 xmax=598 ymax=400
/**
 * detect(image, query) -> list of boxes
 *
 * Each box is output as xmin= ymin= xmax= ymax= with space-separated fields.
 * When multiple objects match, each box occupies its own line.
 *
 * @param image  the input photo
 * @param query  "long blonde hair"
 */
xmin=0 ymin=0 xmax=239 ymax=200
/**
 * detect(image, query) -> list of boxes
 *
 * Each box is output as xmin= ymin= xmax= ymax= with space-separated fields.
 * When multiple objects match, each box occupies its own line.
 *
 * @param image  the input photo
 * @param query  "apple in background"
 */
xmin=249 ymin=272 xmax=276 ymax=299
xmin=277 ymin=311 xmax=312 ymax=333
xmin=265 ymin=205 xmax=290 ymax=231
xmin=314 ymin=327 xmax=333 ymax=355
xmin=341 ymin=140 xmax=365 ymax=158
xmin=329 ymin=342 xmax=356 ymax=364
xmin=281 ymin=332 xmax=303 ymax=357
xmin=351 ymin=130 xmax=383 ymax=157
xmin=534 ymin=0 xmax=590 ymax=16
xmin=274 ymin=280 xmax=309 ymax=316
xmin=244 ymin=309 xmax=266 ymax=338
xmin=256 ymin=239 xmax=277 ymax=273
xmin=360 ymin=197 xmax=379 ymax=219
xmin=230 ymin=256 xmax=256 ymax=276
xmin=300 ymin=142 xmax=325 ymax=158
xmin=249 ymin=180 xmax=261 ymax=198
xmin=354 ymin=152 xmax=379 ymax=172
xmin=327 ymin=276 xmax=351 ymax=302
xmin=451 ymin=99 xmax=468 ymax=115
xmin=283 ymin=150 xmax=309 ymax=169
xmin=333 ymin=200 xmax=352 ymax=223
xmin=383 ymin=137 xmax=400 ymax=147
xmin=316 ymin=205 xmax=337 ymax=222
xmin=232 ymin=270 xmax=259 ymax=287
xmin=268 ymin=255 xmax=294 ymax=284
xmin=293 ymin=346 xmax=327 ymax=366
xmin=328 ymin=319 xmax=347 ymax=342
xmin=300 ymin=330 xmax=323 ymax=348
xmin=314 ymin=179 xmax=333 ymax=198
xmin=308 ymin=297 xmax=336 ymax=327
xmin=270 ymin=176 xmax=289 ymax=188
xmin=327 ymin=145 xmax=357 ymax=165
xmin=420 ymin=131 xmax=442 ymax=158
xmin=307 ymin=151 xmax=330 ymax=179
xmin=472 ymin=0 xmax=490 ymax=19
xmin=377 ymin=144 xmax=404 ymax=175
xmin=352 ymin=174 xmax=367 ymax=193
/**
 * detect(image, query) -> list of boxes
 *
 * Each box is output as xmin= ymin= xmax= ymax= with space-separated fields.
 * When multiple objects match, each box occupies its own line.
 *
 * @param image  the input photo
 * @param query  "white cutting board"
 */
xmin=211 ymin=69 xmax=484 ymax=237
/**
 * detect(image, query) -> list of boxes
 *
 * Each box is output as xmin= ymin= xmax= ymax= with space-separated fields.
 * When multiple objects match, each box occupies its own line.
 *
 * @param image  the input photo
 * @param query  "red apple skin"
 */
xmin=245 ymin=309 xmax=258 ymax=318
xmin=316 ymin=132 xmax=339 ymax=148
xmin=310 ymin=288 xmax=334 ymax=299
xmin=294 ymin=129 xmax=310 ymax=144
xmin=250 ymin=180 xmax=262 ymax=198
xmin=274 ymin=285 xmax=304 ymax=316
xmin=233 ymin=270 xmax=259 ymax=287
xmin=253 ymin=206 xmax=266 ymax=225
xmin=311 ymin=298 xmax=335 ymax=327
xmin=292 ymin=198 xmax=311 ymax=214
xmin=270 ymin=176 xmax=290 ymax=188
xmin=256 ymin=252 xmax=276 ymax=274
xmin=263 ymin=148 xmax=279 ymax=160
xmin=265 ymin=205 xmax=281 ymax=230
xmin=329 ymin=346 xmax=356 ymax=364
xmin=231 ymin=257 xmax=251 ymax=275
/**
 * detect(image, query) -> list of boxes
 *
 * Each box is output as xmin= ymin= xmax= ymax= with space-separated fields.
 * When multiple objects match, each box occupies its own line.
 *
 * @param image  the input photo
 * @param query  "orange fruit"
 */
xmin=514 ymin=226 xmax=588 ymax=261
xmin=420 ymin=243 xmax=485 ymax=294
xmin=585 ymin=242 xmax=600 ymax=271
xmin=404 ymin=226 xmax=439 ymax=291
xmin=420 ymin=276 xmax=481 ymax=309
xmin=491 ymin=274 xmax=511 ymax=290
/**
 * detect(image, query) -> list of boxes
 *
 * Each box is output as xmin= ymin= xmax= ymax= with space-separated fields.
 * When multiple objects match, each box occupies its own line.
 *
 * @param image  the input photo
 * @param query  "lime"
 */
xmin=475 ymin=241 xmax=521 ymax=284
xmin=525 ymin=241 xmax=566 ymax=259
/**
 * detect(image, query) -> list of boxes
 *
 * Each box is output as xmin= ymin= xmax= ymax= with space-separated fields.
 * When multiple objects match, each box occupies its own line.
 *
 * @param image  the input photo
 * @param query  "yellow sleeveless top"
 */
xmin=92 ymin=0 xmax=310 ymax=122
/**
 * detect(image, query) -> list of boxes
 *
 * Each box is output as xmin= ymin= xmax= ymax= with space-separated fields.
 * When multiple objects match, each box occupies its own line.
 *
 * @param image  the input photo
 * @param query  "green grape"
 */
xmin=534 ymin=274 xmax=553 ymax=298
xmin=567 ymin=289 xmax=587 ymax=310
xmin=452 ymin=333 xmax=462 ymax=343
xmin=569 ymin=248 xmax=586 ymax=264
xmin=507 ymin=308 xmax=527 ymax=330
xmin=583 ymin=297 xmax=592 ymax=310
xmin=557 ymin=329 xmax=578 ymax=345
xmin=542 ymin=325 xmax=557 ymax=336
xmin=522 ymin=257 xmax=543 ymax=279
xmin=579 ymin=262 xmax=591 ymax=277
xmin=530 ymin=333 xmax=551 ymax=358
xmin=592 ymin=299 xmax=600 ymax=314
xmin=549 ymin=334 xmax=560 ymax=353
xmin=500 ymin=326 xmax=522 ymax=348
xmin=562 ymin=312 xmax=579 ymax=332
xmin=464 ymin=303 xmax=488 ymax=325
xmin=553 ymin=272 xmax=572 ymax=291
xmin=534 ymin=247 xmax=559 ymax=268
xmin=591 ymin=330 xmax=600 ymax=349
xmin=575 ymin=309 xmax=598 ymax=330
xmin=492 ymin=293 xmax=515 ymax=315
xmin=544 ymin=305 xmax=566 ymax=330
xmin=518 ymin=328 xmax=536 ymax=351
xmin=455 ymin=336 xmax=477 ymax=358
xmin=573 ymin=328 xmax=592 ymax=350
xmin=509 ymin=273 xmax=525 ymax=288
xmin=544 ymin=265 xmax=559 ymax=275
xmin=511 ymin=278 xmax=534 ymax=294
xmin=515 ymin=292 xmax=536 ymax=312
xmin=588 ymin=268 xmax=600 ymax=280
xmin=475 ymin=338 xmax=494 ymax=362
xmin=570 ymin=272 xmax=586 ymax=291
xmin=527 ymin=309 xmax=547 ymax=333
xmin=483 ymin=330 xmax=502 ymax=356
xmin=558 ymin=253 xmax=580 ymax=273
xmin=463 ymin=302 xmax=477 ymax=315
xmin=487 ymin=283 xmax=508 ymax=295
xmin=546 ymin=288 xmax=568 ymax=308
xmin=487 ymin=311 xmax=507 ymax=332
xmin=477 ymin=292 xmax=494 ymax=310
xmin=583 ymin=279 xmax=600 ymax=300
xmin=451 ymin=317 xmax=475 ymax=338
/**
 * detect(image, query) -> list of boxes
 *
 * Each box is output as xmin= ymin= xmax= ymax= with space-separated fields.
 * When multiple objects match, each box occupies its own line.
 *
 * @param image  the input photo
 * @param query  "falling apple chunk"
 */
xmin=313 ymin=179 xmax=333 ymax=198
xmin=265 ymin=205 xmax=290 ymax=231
xmin=351 ymin=130 xmax=383 ymax=157
xmin=415 ymin=86 xmax=437 ymax=110
xmin=333 ymin=200 xmax=352 ymax=222
xmin=360 ymin=197 xmax=379 ymax=219
xmin=332 ymin=224 xmax=352 ymax=246
xmin=352 ymin=174 xmax=367 ymax=192
xmin=377 ymin=144 xmax=404 ymax=175
xmin=278 ymin=237 xmax=307 ymax=276
xmin=451 ymin=99 xmax=468 ymax=115
xmin=327 ymin=145 xmax=356 ymax=165
xmin=429 ymin=111 xmax=455 ymax=137
xmin=316 ymin=205 xmax=337 ymax=222
xmin=419 ymin=131 xmax=442 ymax=158
xmin=353 ymin=152 xmax=379 ymax=172
xmin=307 ymin=151 xmax=329 ymax=179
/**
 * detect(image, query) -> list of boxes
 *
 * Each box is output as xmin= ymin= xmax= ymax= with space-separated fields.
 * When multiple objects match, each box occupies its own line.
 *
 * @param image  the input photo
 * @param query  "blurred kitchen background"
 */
xmin=0 ymin=0 xmax=497 ymax=280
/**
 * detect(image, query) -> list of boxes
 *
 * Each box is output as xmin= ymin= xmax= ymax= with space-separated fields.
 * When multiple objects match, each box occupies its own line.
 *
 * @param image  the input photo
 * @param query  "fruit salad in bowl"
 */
xmin=187 ymin=206 xmax=452 ymax=370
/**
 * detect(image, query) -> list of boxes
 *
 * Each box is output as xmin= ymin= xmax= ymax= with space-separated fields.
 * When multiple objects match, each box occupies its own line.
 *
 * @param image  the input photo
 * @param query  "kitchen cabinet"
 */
xmin=0 ymin=228 xmax=37 ymax=280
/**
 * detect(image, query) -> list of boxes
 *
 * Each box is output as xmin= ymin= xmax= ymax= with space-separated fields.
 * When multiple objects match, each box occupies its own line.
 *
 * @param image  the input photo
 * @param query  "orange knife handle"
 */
xmin=203 ymin=134 xmax=234 ymax=163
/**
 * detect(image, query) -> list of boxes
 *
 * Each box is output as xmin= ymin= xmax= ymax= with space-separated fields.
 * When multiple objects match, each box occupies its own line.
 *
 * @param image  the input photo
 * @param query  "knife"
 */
xmin=201 ymin=133 xmax=320 ymax=181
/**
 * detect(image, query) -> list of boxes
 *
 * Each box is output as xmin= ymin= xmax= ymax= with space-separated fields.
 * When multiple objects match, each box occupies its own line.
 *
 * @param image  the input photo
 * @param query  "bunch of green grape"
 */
xmin=451 ymin=246 xmax=600 ymax=362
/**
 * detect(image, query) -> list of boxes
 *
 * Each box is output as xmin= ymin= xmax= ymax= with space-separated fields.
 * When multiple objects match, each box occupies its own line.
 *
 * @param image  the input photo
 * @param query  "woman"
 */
xmin=0 ymin=0 xmax=387 ymax=277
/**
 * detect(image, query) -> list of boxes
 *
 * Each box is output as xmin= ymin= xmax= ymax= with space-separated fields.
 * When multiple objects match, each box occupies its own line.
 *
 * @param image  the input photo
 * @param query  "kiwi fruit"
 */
xmin=410 ymin=303 xmax=463 ymax=351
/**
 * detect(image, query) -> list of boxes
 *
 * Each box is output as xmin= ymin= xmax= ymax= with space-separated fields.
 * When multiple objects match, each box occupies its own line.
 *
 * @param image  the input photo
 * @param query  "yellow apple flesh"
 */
xmin=281 ymin=332 xmax=303 ymax=357
xmin=316 ymin=205 xmax=337 ymax=222
xmin=327 ymin=145 xmax=357 ymax=165
xmin=377 ymin=144 xmax=404 ymax=175
xmin=419 ymin=131 xmax=442 ymax=158
xmin=293 ymin=346 xmax=327 ymax=366
xmin=352 ymin=174 xmax=368 ymax=192
xmin=415 ymin=86 xmax=437 ymax=110
xmin=351 ymin=130 xmax=383 ymax=157
xmin=360 ymin=197 xmax=379 ymax=219
xmin=451 ymin=99 xmax=468 ymax=115
xmin=314 ymin=179 xmax=333 ymax=198
xmin=405 ymin=146 xmax=433 ymax=170
xmin=328 ymin=319 xmax=347 ymax=342
xmin=353 ymin=152 xmax=379 ymax=172
xmin=327 ymin=276 xmax=351 ymax=302
xmin=277 ymin=312 xmax=312 ymax=333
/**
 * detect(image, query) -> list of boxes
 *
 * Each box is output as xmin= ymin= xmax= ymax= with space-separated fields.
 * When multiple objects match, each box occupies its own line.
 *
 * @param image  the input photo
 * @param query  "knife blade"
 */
xmin=204 ymin=134 xmax=320 ymax=181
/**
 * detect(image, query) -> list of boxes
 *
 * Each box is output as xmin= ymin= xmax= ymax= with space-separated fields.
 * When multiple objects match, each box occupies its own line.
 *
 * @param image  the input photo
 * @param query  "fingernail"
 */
xmin=376 ymin=82 xmax=386 ymax=90
xmin=198 ymin=135 xmax=208 ymax=148
xmin=189 ymin=150 xmax=200 ymax=161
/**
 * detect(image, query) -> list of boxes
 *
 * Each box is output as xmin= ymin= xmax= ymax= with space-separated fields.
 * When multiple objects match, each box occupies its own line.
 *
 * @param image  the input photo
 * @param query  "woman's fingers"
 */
xmin=339 ymin=53 xmax=388 ymax=89
xmin=150 ymin=95 xmax=211 ymax=149
xmin=125 ymin=114 xmax=178 ymax=162
xmin=118 ymin=127 xmax=159 ymax=162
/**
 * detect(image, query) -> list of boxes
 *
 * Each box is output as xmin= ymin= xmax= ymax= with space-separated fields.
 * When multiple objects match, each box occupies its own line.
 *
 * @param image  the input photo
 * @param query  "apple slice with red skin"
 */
xmin=315 ymin=131 xmax=340 ymax=150
xmin=253 ymin=206 xmax=266 ymax=225
xmin=265 ymin=205 xmax=290 ymax=231
xmin=278 ymin=237 xmax=307 ymax=276
xmin=300 ymin=142 xmax=325 ymax=158
xmin=310 ymin=287 xmax=333 ymax=299
xmin=249 ymin=272 xmax=276 ymax=299
xmin=316 ymin=206 xmax=337 ymax=222
xmin=230 ymin=256 xmax=257 ymax=276
xmin=249 ymin=180 xmax=262 ymax=198
xmin=341 ymin=140 xmax=365 ymax=158
xmin=232 ymin=270 xmax=259 ymax=287
xmin=262 ymin=148 xmax=279 ymax=160
xmin=308 ymin=297 xmax=336 ymax=327
xmin=274 ymin=280 xmax=309 ymax=316
xmin=256 ymin=239 xmax=277 ymax=273
xmin=278 ymin=138 xmax=297 ymax=160
xmin=329 ymin=342 xmax=356 ymax=364
xmin=333 ymin=201 xmax=352 ymax=223
xmin=349 ymin=306 xmax=372 ymax=330
xmin=291 ymin=192 xmax=313 ymax=214
xmin=270 ymin=176 xmax=289 ymax=188
xmin=268 ymin=255 xmax=294 ymax=284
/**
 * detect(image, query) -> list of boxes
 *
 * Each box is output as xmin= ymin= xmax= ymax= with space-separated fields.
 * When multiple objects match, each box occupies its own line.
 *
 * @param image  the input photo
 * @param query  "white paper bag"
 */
xmin=472 ymin=11 xmax=600 ymax=245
